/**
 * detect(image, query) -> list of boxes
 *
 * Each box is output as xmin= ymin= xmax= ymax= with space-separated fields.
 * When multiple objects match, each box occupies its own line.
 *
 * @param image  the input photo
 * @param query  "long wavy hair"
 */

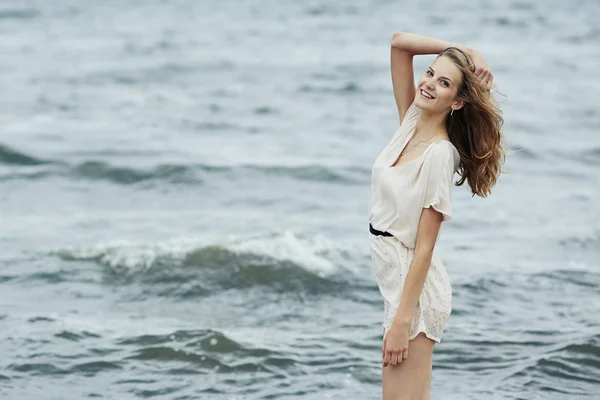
xmin=440 ymin=47 xmax=506 ymax=198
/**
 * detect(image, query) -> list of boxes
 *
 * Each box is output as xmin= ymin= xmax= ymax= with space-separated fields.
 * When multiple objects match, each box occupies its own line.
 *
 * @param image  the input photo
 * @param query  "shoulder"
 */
xmin=426 ymin=141 xmax=459 ymax=173
xmin=400 ymin=102 xmax=421 ymax=126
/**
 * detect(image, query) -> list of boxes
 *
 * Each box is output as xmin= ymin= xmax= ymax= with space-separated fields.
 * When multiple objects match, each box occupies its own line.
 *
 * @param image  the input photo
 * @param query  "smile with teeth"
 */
xmin=420 ymin=89 xmax=434 ymax=99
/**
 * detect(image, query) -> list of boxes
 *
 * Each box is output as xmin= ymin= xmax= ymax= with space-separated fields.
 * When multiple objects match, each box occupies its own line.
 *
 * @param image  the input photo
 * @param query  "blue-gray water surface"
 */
xmin=1 ymin=0 xmax=600 ymax=399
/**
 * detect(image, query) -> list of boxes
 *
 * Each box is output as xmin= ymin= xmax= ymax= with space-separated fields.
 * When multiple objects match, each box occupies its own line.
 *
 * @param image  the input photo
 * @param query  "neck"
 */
xmin=415 ymin=108 xmax=448 ymax=140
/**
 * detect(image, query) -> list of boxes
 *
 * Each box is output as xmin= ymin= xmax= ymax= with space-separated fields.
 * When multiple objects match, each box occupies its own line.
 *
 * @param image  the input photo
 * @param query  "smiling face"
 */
xmin=414 ymin=55 xmax=465 ymax=114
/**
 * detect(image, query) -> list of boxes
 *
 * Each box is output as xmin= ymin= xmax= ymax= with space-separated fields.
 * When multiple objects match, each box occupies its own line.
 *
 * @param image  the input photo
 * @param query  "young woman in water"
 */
xmin=368 ymin=32 xmax=505 ymax=399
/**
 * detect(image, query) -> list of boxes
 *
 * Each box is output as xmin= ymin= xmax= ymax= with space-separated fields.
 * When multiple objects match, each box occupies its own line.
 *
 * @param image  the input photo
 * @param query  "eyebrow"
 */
xmin=428 ymin=67 xmax=453 ymax=84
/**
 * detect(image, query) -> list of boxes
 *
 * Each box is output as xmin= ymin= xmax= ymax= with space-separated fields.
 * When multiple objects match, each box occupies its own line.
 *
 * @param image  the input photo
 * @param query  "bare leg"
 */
xmin=419 ymin=362 xmax=432 ymax=400
xmin=382 ymin=332 xmax=435 ymax=400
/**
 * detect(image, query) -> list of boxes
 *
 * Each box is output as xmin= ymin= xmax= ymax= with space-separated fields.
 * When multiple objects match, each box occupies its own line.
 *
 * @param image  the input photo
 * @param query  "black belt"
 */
xmin=369 ymin=223 xmax=393 ymax=237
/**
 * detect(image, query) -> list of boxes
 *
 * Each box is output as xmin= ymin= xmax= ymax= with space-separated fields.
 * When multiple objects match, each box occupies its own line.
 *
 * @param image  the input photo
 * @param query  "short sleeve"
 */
xmin=422 ymin=144 xmax=456 ymax=222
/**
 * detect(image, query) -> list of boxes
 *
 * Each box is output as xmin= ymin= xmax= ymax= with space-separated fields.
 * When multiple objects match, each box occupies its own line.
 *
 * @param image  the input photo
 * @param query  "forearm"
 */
xmin=392 ymin=249 xmax=434 ymax=327
xmin=391 ymin=32 xmax=471 ymax=57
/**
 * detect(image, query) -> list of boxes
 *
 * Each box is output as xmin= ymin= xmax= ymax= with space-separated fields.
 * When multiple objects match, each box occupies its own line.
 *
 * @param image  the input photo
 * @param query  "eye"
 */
xmin=441 ymin=80 xmax=449 ymax=87
xmin=426 ymin=70 xmax=433 ymax=76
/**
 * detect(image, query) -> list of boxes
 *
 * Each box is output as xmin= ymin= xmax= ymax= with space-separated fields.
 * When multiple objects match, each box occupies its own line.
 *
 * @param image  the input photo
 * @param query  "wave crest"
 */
xmin=54 ymin=232 xmax=354 ymax=296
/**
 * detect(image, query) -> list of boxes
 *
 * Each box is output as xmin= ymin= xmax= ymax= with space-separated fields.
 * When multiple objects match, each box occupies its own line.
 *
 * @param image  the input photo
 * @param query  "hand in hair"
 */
xmin=469 ymin=49 xmax=493 ymax=90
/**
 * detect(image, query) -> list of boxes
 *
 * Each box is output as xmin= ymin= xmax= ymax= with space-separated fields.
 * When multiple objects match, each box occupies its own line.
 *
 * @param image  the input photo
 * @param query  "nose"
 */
xmin=425 ymin=80 xmax=435 ymax=90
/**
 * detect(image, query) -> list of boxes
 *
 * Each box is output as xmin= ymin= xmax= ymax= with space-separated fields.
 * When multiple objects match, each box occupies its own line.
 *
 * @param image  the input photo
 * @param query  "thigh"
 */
xmin=382 ymin=332 xmax=434 ymax=400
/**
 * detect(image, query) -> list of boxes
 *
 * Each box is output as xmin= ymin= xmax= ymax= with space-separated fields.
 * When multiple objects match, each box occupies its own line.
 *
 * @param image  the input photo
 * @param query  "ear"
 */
xmin=452 ymin=99 xmax=466 ymax=111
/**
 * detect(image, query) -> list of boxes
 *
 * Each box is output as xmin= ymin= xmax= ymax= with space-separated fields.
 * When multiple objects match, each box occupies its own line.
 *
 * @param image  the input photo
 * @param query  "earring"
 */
xmin=450 ymin=109 xmax=454 ymax=116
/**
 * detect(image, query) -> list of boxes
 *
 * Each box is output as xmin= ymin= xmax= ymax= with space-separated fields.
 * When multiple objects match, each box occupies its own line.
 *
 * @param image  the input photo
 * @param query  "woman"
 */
xmin=368 ymin=32 xmax=505 ymax=399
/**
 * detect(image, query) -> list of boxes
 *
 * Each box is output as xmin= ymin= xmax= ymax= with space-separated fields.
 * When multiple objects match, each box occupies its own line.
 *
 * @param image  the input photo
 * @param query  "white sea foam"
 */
xmin=53 ymin=231 xmax=350 ymax=278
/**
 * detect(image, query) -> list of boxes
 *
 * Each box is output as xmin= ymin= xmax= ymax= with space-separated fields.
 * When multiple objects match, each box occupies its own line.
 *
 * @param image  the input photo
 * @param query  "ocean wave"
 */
xmin=120 ymin=329 xmax=249 ymax=354
xmin=0 ymin=160 xmax=368 ymax=185
xmin=119 ymin=329 xmax=294 ymax=375
xmin=503 ymin=333 xmax=600 ymax=395
xmin=582 ymin=147 xmax=600 ymax=164
xmin=8 ymin=362 xmax=66 ymax=376
xmin=53 ymin=231 xmax=354 ymax=296
xmin=70 ymin=360 xmax=123 ymax=375
xmin=528 ymin=269 xmax=600 ymax=289
xmin=0 ymin=144 xmax=48 ymax=166
xmin=455 ymin=277 xmax=508 ymax=294
xmin=7 ymin=328 xmax=285 ymax=379
xmin=0 ymin=9 xmax=39 ymax=20
xmin=55 ymin=330 xmax=101 ymax=342
xmin=244 ymin=164 xmax=368 ymax=184
xmin=298 ymin=81 xmax=362 ymax=94
xmin=8 ymin=360 xmax=122 ymax=378
xmin=0 ymin=143 xmax=369 ymax=185
xmin=71 ymin=161 xmax=201 ymax=185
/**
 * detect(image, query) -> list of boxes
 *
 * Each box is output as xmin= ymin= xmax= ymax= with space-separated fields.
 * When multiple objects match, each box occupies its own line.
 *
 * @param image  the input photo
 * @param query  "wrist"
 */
xmin=392 ymin=315 xmax=411 ymax=329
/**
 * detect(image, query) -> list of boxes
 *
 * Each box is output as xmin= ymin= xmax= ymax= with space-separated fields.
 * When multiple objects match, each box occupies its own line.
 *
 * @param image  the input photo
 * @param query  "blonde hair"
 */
xmin=440 ymin=47 xmax=506 ymax=198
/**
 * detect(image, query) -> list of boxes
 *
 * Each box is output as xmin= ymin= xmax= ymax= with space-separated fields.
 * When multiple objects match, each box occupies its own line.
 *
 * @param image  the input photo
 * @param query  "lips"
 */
xmin=420 ymin=89 xmax=434 ymax=99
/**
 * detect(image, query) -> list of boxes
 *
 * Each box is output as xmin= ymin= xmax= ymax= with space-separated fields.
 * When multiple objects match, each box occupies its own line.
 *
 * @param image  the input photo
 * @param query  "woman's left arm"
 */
xmin=381 ymin=207 xmax=443 ymax=367
xmin=393 ymin=207 xmax=442 ymax=327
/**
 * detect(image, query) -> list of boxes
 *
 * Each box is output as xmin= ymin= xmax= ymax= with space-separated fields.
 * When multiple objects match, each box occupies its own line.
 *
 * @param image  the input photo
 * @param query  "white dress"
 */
xmin=368 ymin=102 xmax=460 ymax=343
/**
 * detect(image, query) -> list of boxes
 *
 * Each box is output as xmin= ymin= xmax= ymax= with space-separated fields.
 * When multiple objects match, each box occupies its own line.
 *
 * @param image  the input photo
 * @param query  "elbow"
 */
xmin=391 ymin=32 xmax=408 ymax=50
xmin=414 ymin=245 xmax=435 ymax=262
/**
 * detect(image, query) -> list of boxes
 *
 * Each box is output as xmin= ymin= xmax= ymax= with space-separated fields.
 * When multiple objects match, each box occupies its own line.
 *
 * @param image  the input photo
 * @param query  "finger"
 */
xmin=477 ymin=67 xmax=489 ymax=79
xmin=403 ymin=349 xmax=409 ymax=360
xmin=390 ymin=352 xmax=397 ymax=366
xmin=486 ymin=73 xmax=494 ymax=88
xmin=479 ymin=71 xmax=489 ymax=83
xmin=395 ymin=350 xmax=403 ymax=365
xmin=481 ymin=73 xmax=492 ymax=89
xmin=383 ymin=351 xmax=391 ymax=367
xmin=483 ymin=74 xmax=492 ymax=91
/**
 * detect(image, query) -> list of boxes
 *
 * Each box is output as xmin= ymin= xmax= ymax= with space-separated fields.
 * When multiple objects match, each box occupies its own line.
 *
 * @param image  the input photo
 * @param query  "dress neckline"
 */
xmin=390 ymin=138 xmax=452 ymax=168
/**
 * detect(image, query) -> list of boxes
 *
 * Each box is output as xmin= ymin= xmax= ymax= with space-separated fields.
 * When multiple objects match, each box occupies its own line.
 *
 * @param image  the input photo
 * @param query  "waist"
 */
xmin=369 ymin=223 xmax=393 ymax=237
